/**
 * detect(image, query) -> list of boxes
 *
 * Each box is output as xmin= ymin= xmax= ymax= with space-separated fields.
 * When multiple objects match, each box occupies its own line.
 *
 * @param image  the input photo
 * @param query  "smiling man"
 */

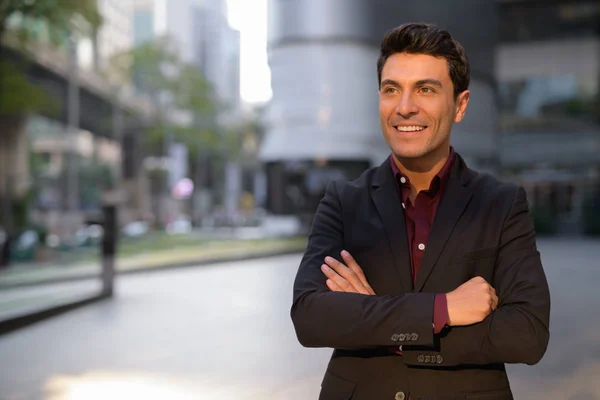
xmin=291 ymin=23 xmax=551 ymax=400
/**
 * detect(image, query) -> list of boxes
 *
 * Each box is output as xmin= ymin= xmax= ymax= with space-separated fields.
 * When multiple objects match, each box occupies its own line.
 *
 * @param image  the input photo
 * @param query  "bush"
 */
xmin=530 ymin=207 xmax=557 ymax=236
xmin=582 ymin=191 xmax=600 ymax=236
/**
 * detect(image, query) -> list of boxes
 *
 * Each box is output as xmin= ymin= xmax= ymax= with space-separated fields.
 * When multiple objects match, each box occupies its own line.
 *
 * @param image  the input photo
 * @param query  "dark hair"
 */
xmin=377 ymin=23 xmax=470 ymax=98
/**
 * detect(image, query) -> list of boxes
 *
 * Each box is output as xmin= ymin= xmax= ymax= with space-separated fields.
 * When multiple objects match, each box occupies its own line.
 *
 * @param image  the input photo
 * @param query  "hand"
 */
xmin=446 ymin=276 xmax=499 ymax=326
xmin=321 ymin=250 xmax=376 ymax=295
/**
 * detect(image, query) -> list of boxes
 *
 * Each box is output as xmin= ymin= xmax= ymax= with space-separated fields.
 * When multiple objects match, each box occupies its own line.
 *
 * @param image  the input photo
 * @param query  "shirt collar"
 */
xmin=389 ymin=147 xmax=455 ymax=203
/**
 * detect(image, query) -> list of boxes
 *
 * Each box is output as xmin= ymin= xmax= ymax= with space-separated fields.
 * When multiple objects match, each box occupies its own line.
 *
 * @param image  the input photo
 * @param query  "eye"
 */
xmin=383 ymin=87 xmax=398 ymax=94
xmin=419 ymin=86 xmax=436 ymax=94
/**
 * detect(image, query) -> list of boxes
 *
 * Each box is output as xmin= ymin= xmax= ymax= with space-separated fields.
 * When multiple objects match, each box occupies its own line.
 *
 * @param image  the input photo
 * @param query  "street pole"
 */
xmin=112 ymin=89 xmax=124 ymax=188
xmin=162 ymin=101 xmax=173 ymax=228
xmin=66 ymin=32 xmax=80 ymax=213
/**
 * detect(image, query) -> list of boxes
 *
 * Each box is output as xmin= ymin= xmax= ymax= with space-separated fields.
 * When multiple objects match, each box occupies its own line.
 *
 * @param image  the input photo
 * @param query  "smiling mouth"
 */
xmin=394 ymin=125 xmax=427 ymax=132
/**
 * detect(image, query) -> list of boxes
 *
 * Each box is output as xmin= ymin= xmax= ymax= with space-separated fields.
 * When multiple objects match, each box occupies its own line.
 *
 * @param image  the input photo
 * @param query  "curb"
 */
xmin=0 ymin=248 xmax=304 ymax=336
xmin=0 ymin=247 xmax=304 ymax=291
xmin=0 ymin=294 xmax=110 ymax=337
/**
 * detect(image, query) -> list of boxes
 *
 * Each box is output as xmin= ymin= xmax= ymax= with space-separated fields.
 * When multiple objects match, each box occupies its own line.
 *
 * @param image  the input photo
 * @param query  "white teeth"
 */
xmin=396 ymin=125 xmax=425 ymax=132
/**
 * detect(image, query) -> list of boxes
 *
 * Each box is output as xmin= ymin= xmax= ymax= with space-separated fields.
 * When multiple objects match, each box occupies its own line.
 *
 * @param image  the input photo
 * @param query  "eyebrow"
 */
xmin=380 ymin=78 xmax=443 ymax=88
xmin=416 ymin=79 xmax=443 ymax=87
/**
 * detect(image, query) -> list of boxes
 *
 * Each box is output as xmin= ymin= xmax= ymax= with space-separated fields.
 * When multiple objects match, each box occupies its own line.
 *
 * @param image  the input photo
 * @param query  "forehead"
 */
xmin=381 ymin=52 xmax=450 ymax=83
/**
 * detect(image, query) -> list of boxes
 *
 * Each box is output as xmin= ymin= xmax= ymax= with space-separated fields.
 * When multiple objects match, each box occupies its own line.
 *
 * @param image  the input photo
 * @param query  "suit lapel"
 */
xmin=371 ymin=161 xmax=414 ymax=292
xmin=414 ymin=155 xmax=477 ymax=292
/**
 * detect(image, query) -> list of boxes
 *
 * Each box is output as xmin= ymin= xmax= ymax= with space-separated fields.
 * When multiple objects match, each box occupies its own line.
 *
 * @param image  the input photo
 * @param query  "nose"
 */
xmin=395 ymin=92 xmax=419 ymax=118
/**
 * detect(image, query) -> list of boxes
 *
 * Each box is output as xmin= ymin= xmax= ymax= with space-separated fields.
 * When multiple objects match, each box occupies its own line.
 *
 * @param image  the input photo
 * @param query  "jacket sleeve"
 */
xmin=291 ymin=181 xmax=438 ymax=350
xmin=403 ymin=186 xmax=551 ymax=366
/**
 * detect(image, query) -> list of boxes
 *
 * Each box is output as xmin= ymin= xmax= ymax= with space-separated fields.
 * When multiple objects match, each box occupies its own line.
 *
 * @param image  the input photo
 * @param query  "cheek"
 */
xmin=379 ymin=97 xmax=397 ymax=115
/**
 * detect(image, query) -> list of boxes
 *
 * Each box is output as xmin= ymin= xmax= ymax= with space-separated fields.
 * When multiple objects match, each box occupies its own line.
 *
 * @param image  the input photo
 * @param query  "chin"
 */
xmin=391 ymin=145 xmax=430 ymax=160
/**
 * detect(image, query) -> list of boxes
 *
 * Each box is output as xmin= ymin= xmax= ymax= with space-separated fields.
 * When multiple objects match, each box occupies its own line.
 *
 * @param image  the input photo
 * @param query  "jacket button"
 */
xmin=395 ymin=391 xmax=406 ymax=400
xmin=398 ymin=334 xmax=406 ymax=342
xmin=411 ymin=333 xmax=419 ymax=341
xmin=391 ymin=334 xmax=399 ymax=342
xmin=436 ymin=355 xmax=444 ymax=364
xmin=417 ymin=355 xmax=425 ymax=363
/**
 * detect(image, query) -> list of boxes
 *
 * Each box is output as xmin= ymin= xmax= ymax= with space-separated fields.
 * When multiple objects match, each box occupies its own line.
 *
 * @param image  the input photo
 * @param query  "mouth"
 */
xmin=393 ymin=125 xmax=427 ymax=133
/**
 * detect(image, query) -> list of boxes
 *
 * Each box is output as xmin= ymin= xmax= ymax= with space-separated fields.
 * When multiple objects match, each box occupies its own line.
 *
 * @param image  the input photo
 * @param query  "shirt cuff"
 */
xmin=433 ymin=294 xmax=449 ymax=334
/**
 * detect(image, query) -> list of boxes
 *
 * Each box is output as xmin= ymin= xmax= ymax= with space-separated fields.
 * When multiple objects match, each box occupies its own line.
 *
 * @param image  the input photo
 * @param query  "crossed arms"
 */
xmin=291 ymin=182 xmax=551 ymax=366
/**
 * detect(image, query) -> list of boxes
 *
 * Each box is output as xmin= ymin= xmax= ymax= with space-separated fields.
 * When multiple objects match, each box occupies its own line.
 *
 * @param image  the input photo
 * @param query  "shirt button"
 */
xmin=402 ymin=203 xmax=406 ymax=209
xmin=400 ymin=177 xmax=406 ymax=184
xmin=418 ymin=243 xmax=425 ymax=251
xmin=398 ymin=345 xmax=403 ymax=352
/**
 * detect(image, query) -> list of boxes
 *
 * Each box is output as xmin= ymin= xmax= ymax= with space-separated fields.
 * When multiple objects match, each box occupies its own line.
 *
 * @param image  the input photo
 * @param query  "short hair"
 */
xmin=377 ymin=23 xmax=470 ymax=98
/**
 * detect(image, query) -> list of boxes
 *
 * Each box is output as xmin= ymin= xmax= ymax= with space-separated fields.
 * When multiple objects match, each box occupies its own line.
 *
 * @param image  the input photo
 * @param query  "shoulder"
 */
xmin=471 ymin=171 xmax=523 ymax=206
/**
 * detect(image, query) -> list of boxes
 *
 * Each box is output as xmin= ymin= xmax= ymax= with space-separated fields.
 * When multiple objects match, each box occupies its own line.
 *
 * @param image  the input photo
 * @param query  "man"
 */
xmin=291 ymin=23 xmax=550 ymax=400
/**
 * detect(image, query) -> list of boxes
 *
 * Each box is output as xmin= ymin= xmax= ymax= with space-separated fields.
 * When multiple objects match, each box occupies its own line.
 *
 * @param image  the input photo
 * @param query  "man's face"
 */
xmin=378 ymin=52 xmax=470 ymax=160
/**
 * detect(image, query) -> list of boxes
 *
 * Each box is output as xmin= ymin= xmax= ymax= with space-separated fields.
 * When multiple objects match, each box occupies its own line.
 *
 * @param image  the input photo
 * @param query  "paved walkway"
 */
xmin=0 ymin=238 xmax=599 ymax=400
xmin=0 ymin=237 xmax=306 ymax=288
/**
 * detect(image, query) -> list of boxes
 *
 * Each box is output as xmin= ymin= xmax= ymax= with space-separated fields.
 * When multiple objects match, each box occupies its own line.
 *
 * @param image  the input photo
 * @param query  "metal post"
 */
xmin=101 ymin=203 xmax=117 ymax=297
xmin=113 ymin=90 xmax=125 ymax=187
xmin=67 ymin=32 xmax=80 ymax=211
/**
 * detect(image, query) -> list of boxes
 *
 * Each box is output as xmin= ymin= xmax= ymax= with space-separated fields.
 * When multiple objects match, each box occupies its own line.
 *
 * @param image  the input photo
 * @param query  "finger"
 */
xmin=325 ymin=256 xmax=370 ymax=294
xmin=488 ymin=292 xmax=498 ymax=310
xmin=321 ymin=264 xmax=357 ymax=293
xmin=341 ymin=251 xmax=376 ymax=295
xmin=324 ymin=256 xmax=350 ymax=275
xmin=488 ymin=285 xmax=498 ymax=308
xmin=326 ymin=278 xmax=344 ymax=292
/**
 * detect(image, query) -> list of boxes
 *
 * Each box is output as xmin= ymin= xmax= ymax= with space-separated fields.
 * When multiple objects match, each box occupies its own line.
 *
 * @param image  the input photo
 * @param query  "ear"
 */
xmin=454 ymin=90 xmax=470 ymax=123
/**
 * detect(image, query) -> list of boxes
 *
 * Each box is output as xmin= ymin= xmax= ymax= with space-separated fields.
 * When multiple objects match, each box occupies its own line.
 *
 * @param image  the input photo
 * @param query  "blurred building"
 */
xmin=154 ymin=0 xmax=195 ymax=63
xmin=261 ymin=0 xmax=600 ymax=233
xmin=138 ymin=0 xmax=243 ymax=219
xmin=95 ymin=0 xmax=135 ymax=71
xmin=193 ymin=0 xmax=241 ymax=123
xmin=9 ymin=0 xmax=147 ymax=235
xmin=261 ymin=0 xmax=498 ymax=215
xmin=496 ymin=0 xmax=600 ymax=233
xmin=133 ymin=0 xmax=155 ymax=45
xmin=153 ymin=0 xmax=241 ymax=117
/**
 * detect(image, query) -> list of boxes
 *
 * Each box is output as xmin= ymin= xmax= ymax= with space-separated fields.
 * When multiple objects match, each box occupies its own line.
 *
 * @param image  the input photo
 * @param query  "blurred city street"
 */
xmin=1 ymin=237 xmax=599 ymax=400
xmin=0 ymin=0 xmax=599 ymax=399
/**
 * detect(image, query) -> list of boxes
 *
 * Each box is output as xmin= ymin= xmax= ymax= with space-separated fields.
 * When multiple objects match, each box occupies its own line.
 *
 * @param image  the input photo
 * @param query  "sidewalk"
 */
xmin=0 ymin=236 xmax=307 ymax=289
xmin=0 ymin=236 xmax=307 ymax=327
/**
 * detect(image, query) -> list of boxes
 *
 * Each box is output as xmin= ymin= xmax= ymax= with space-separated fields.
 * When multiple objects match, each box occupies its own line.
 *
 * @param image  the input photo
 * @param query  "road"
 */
xmin=0 ymin=238 xmax=599 ymax=399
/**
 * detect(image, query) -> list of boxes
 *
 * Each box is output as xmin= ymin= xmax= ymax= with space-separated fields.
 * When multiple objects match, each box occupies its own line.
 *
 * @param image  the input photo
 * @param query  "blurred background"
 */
xmin=0 ymin=0 xmax=599 ymax=399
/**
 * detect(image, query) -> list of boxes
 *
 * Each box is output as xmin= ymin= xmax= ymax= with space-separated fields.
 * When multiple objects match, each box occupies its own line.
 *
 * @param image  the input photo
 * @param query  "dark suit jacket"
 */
xmin=291 ymin=153 xmax=551 ymax=400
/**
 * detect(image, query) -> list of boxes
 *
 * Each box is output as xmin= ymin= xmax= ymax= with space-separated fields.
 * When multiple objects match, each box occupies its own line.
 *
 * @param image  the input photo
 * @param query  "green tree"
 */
xmin=109 ymin=37 xmax=219 ymax=225
xmin=110 ymin=37 xmax=218 ymax=158
xmin=0 ymin=0 xmax=101 ymax=266
xmin=0 ymin=0 xmax=101 ymax=115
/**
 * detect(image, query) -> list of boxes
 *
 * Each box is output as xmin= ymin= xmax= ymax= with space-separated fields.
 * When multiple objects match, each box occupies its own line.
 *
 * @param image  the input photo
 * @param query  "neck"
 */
xmin=392 ymin=145 xmax=450 ymax=195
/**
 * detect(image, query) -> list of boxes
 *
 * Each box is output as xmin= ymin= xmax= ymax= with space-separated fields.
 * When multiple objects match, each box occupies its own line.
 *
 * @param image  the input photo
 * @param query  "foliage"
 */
xmin=530 ymin=206 xmax=557 ymax=236
xmin=0 ymin=0 xmax=101 ymax=38
xmin=78 ymin=160 xmax=116 ymax=209
xmin=0 ymin=59 xmax=57 ymax=116
xmin=582 ymin=187 xmax=600 ymax=236
xmin=109 ymin=37 xmax=218 ymax=157
xmin=0 ymin=0 xmax=101 ymax=117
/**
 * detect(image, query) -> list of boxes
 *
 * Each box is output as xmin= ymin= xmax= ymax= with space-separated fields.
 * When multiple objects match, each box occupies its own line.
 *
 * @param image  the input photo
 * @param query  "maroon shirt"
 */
xmin=390 ymin=148 xmax=455 ymax=338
